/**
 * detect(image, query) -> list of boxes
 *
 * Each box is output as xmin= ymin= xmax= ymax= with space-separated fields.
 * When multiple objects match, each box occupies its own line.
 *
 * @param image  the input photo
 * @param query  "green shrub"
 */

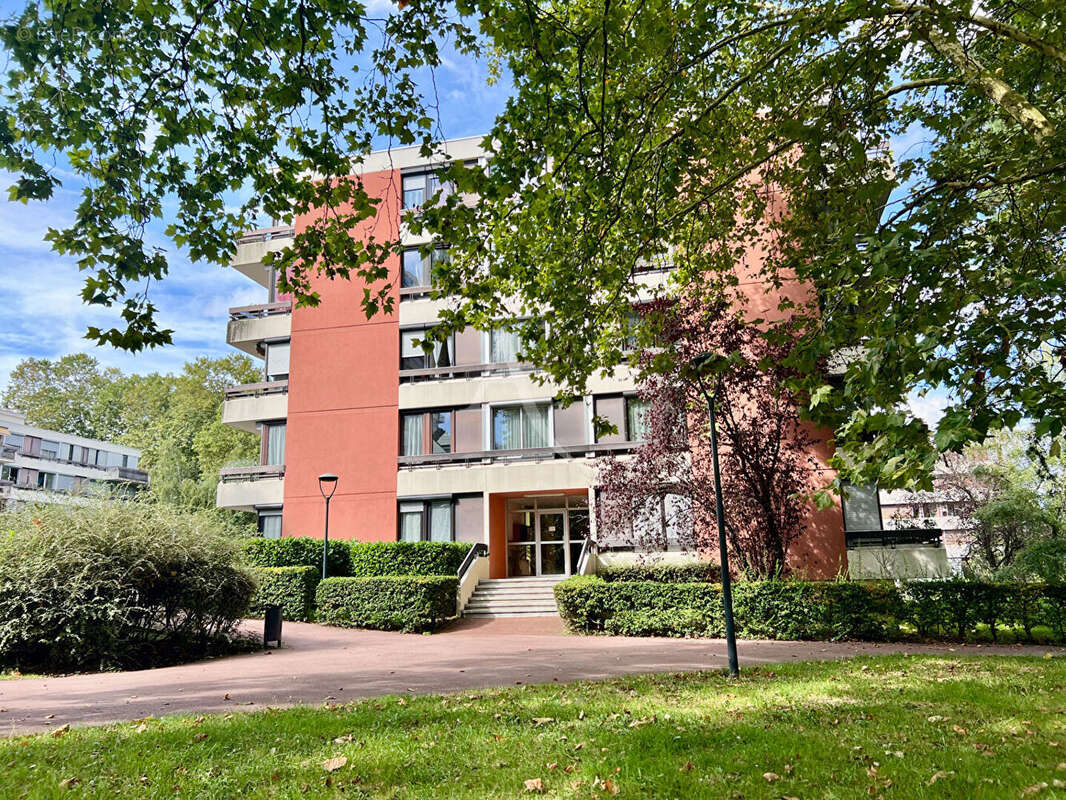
xmin=0 ymin=502 xmax=255 ymax=672
xmin=316 ymin=576 xmax=458 ymax=632
xmin=555 ymin=574 xmax=1066 ymax=643
xmin=240 ymin=537 xmax=351 ymax=575
xmin=249 ymin=566 xmax=319 ymax=622
xmin=348 ymin=541 xmax=472 ymax=577
xmin=599 ymin=561 xmax=721 ymax=583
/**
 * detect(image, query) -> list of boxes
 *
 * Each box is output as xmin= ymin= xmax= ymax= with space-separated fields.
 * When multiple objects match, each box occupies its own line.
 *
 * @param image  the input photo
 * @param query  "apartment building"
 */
xmin=216 ymin=136 xmax=940 ymax=591
xmin=0 ymin=408 xmax=148 ymax=510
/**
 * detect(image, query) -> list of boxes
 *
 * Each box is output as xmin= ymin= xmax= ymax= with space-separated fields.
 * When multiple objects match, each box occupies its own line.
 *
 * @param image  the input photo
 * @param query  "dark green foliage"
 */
xmin=347 ymin=541 xmax=472 ymax=577
xmin=240 ymin=537 xmax=351 ymax=576
xmin=0 ymin=502 xmax=255 ymax=672
xmin=248 ymin=567 xmax=319 ymax=622
xmin=556 ymin=576 xmax=1066 ymax=643
xmin=315 ymin=576 xmax=458 ymax=633
xmin=599 ymin=561 xmax=721 ymax=583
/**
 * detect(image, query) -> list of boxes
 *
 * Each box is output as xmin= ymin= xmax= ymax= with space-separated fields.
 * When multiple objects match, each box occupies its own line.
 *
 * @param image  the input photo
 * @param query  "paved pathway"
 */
xmin=1 ymin=618 xmax=1060 ymax=736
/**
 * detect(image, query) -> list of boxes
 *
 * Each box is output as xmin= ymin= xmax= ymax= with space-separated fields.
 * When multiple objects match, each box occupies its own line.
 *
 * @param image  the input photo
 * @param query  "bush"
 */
xmin=0 ymin=502 xmax=255 ymax=672
xmin=348 ymin=541 xmax=472 ymax=577
xmin=555 ymin=575 xmax=1066 ymax=643
xmin=249 ymin=567 xmax=319 ymax=622
xmin=316 ymin=576 xmax=458 ymax=632
xmin=240 ymin=537 xmax=351 ymax=576
xmin=599 ymin=561 xmax=721 ymax=583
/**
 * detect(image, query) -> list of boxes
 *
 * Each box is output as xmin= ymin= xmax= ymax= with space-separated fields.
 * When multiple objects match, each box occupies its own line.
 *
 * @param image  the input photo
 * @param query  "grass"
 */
xmin=2 ymin=655 xmax=1065 ymax=799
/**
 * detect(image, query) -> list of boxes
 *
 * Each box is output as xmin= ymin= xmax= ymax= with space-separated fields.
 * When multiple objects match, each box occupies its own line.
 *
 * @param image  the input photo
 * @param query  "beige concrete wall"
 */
xmin=216 ymin=477 xmax=285 ymax=512
xmin=595 ymin=551 xmax=707 ymax=569
xmin=847 ymin=546 xmax=952 ymax=580
xmin=221 ymin=392 xmax=288 ymax=433
xmin=456 ymin=555 xmax=490 ymax=615
xmin=227 ymin=314 xmax=292 ymax=356
xmin=398 ymin=458 xmax=597 ymax=500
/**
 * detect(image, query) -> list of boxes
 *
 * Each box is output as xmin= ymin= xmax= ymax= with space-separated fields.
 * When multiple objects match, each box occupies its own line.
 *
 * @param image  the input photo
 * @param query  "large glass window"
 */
xmin=492 ymin=403 xmax=550 ymax=450
xmin=842 ymin=484 xmax=883 ymax=532
xmin=3 ymin=434 xmax=23 ymax=452
xmin=625 ymin=397 xmax=651 ymax=441
xmin=401 ymin=329 xmax=454 ymax=371
xmin=265 ymin=340 xmax=290 ymax=381
xmin=257 ymin=511 xmax=283 ymax=539
xmin=398 ymin=499 xmax=454 ymax=542
xmin=37 ymin=472 xmax=55 ymax=490
xmin=402 ymin=170 xmax=453 ymax=209
xmin=489 ymin=327 xmax=522 ymax=363
xmin=430 ymin=412 xmax=452 ymax=453
xmin=39 ymin=440 xmax=61 ymax=459
xmin=265 ymin=423 xmax=286 ymax=466
xmin=401 ymin=246 xmax=449 ymax=289
xmin=400 ymin=411 xmax=454 ymax=456
xmin=0 ymin=465 xmax=18 ymax=483
xmin=401 ymin=413 xmax=424 ymax=456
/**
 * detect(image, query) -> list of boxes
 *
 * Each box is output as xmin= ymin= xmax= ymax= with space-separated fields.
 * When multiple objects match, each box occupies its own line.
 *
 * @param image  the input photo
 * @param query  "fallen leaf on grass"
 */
xmin=322 ymin=757 xmax=348 ymax=773
xmin=135 ymin=723 xmax=148 ymax=733
xmin=1023 ymin=783 xmax=1048 ymax=796
xmin=50 ymin=724 xmax=69 ymax=738
xmin=58 ymin=778 xmax=79 ymax=790
xmin=680 ymin=761 xmax=694 ymax=773
xmin=192 ymin=733 xmax=208 ymax=742
xmin=523 ymin=778 xmax=545 ymax=793
xmin=927 ymin=771 xmax=947 ymax=785
xmin=602 ymin=778 xmax=620 ymax=794
xmin=763 ymin=772 xmax=780 ymax=782
xmin=532 ymin=717 xmax=554 ymax=725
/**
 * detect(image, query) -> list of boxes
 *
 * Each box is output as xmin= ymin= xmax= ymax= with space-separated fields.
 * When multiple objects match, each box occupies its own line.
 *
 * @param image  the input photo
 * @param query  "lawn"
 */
xmin=2 ymin=655 xmax=1065 ymax=799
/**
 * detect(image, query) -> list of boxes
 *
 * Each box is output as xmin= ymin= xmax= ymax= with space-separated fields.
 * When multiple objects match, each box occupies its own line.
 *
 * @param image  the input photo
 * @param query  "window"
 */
xmin=402 ymin=169 xmax=452 ymax=209
xmin=264 ymin=340 xmax=290 ymax=381
xmin=400 ymin=328 xmax=454 ymax=371
xmin=3 ymin=434 xmax=23 ymax=452
xmin=257 ymin=510 xmax=283 ymax=539
xmin=0 ymin=465 xmax=17 ymax=483
xmin=264 ymin=423 xmax=286 ymax=466
xmin=625 ymin=397 xmax=650 ymax=441
xmin=54 ymin=474 xmax=75 ymax=492
xmin=842 ymin=484 xmax=883 ymax=532
xmin=401 ymin=246 xmax=449 ymax=289
xmin=398 ymin=498 xmax=453 ymax=541
xmin=37 ymin=472 xmax=55 ymax=490
xmin=489 ymin=326 xmax=523 ymax=364
xmin=39 ymin=440 xmax=61 ymax=460
xmin=492 ymin=403 xmax=550 ymax=450
xmin=400 ymin=411 xmax=453 ymax=456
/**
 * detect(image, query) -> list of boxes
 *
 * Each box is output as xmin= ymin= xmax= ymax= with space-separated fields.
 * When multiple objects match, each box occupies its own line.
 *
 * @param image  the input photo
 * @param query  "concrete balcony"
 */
xmin=221 ymin=380 xmax=288 ymax=432
xmin=227 ymin=301 xmax=293 ymax=356
xmin=216 ymin=465 xmax=285 ymax=511
xmin=230 ymin=225 xmax=294 ymax=287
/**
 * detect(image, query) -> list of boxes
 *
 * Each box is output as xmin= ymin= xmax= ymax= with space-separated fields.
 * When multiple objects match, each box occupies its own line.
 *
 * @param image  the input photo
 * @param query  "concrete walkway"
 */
xmin=1 ymin=618 xmax=1060 ymax=736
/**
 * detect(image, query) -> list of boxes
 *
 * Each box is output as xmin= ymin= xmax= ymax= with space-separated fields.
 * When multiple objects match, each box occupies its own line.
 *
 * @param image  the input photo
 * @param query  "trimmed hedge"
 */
xmin=348 ymin=541 xmax=472 ymax=577
xmin=555 ymin=576 xmax=1066 ymax=643
xmin=316 ymin=576 xmax=459 ymax=632
xmin=240 ymin=537 xmax=351 ymax=576
xmin=249 ymin=566 xmax=319 ymax=622
xmin=599 ymin=561 xmax=721 ymax=583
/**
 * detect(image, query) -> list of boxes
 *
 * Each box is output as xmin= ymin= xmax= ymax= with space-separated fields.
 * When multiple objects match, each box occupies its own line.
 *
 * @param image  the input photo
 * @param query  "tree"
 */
xmin=596 ymin=299 xmax=819 ymax=577
xmin=2 ymin=1 xmax=1065 ymax=490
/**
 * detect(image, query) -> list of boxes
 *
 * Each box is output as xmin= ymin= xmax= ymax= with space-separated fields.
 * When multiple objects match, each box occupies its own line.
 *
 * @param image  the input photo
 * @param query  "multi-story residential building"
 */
xmin=0 ymin=408 xmax=148 ymax=510
xmin=216 ymin=136 xmax=946 ymax=603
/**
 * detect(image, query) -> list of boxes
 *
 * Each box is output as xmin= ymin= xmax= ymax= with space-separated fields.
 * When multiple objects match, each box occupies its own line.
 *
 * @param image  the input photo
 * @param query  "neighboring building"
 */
xmin=215 ymin=136 xmax=940 ymax=600
xmin=879 ymin=470 xmax=978 ymax=575
xmin=0 ymin=408 xmax=148 ymax=510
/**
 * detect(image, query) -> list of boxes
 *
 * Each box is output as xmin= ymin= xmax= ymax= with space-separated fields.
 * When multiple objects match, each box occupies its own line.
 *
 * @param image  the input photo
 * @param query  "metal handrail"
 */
xmin=457 ymin=542 xmax=488 ymax=578
xmin=219 ymin=464 xmax=286 ymax=482
xmin=845 ymin=528 xmax=943 ymax=549
xmin=399 ymin=361 xmax=531 ymax=380
xmin=575 ymin=536 xmax=598 ymax=575
xmin=228 ymin=301 xmax=293 ymax=320
xmin=224 ymin=380 xmax=289 ymax=399
xmin=399 ymin=441 xmax=638 ymax=468
xmin=236 ymin=225 xmax=295 ymax=244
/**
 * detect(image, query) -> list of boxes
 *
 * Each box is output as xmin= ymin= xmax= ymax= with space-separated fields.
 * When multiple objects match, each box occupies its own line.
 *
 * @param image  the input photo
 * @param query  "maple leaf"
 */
xmin=322 ymin=756 xmax=348 ymax=773
xmin=523 ymin=778 xmax=545 ymax=793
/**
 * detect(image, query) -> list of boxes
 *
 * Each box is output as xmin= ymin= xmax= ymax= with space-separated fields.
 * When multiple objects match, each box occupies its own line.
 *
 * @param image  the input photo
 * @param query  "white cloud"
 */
xmin=908 ymin=389 xmax=951 ymax=428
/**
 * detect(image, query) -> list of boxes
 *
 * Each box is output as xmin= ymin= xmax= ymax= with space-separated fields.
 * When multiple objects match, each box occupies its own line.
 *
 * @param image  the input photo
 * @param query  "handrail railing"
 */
xmin=457 ymin=542 xmax=488 ymax=578
xmin=236 ymin=225 xmax=295 ymax=245
xmin=228 ymin=301 xmax=293 ymax=320
xmin=399 ymin=361 xmax=532 ymax=381
xmin=224 ymin=380 xmax=289 ymax=399
xmin=399 ymin=441 xmax=638 ymax=468
xmin=219 ymin=464 xmax=286 ymax=483
xmin=575 ymin=536 xmax=598 ymax=575
xmin=845 ymin=528 xmax=943 ymax=549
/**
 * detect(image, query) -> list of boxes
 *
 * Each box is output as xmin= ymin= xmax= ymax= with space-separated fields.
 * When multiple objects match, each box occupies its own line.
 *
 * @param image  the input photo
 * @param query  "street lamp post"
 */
xmin=688 ymin=354 xmax=740 ymax=678
xmin=318 ymin=473 xmax=339 ymax=580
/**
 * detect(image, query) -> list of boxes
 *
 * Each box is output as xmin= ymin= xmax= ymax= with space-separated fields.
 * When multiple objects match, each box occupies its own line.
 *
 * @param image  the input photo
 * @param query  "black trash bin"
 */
xmin=264 ymin=605 xmax=283 ymax=648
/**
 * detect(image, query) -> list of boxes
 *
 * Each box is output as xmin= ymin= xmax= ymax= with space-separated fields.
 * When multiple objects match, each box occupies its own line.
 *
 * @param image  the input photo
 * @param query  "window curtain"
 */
xmin=259 ymin=514 xmax=282 ymax=539
xmin=522 ymin=404 xmax=550 ymax=449
xmin=626 ymin=398 xmax=650 ymax=441
xmin=399 ymin=503 xmax=424 ymax=541
xmin=266 ymin=424 xmax=286 ymax=466
xmin=428 ymin=500 xmax=453 ymax=542
xmin=490 ymin=328 xmax=520 ymax=363
xmin=433 ymin=336 xmax=453 ymax=368
xmin=493 ymin=406 xmax=522 ymax=450
xmin=402 ymin=249 xmax=425 ymax=288
xmin=402 ymin=414 xmax=424 ymax=456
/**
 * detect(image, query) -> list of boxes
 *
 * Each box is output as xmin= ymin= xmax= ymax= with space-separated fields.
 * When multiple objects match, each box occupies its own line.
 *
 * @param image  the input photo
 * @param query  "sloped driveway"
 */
xmin=2 ymin=618 xmax=1060 ymax=736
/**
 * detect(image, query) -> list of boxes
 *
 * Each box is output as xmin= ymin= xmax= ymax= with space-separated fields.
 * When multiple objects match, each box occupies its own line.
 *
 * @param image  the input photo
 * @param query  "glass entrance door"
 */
xmin=537 ymin=511 xmax=566 ymax=575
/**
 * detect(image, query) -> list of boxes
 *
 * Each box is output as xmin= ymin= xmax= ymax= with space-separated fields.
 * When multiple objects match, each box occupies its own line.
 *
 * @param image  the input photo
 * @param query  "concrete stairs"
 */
xmin=462 ymin=576 xmax=564 ymax=618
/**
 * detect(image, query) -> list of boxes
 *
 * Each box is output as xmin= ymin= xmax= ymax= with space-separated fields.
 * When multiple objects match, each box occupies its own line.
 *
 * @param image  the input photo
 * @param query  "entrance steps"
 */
xmin=463 ymin=576 xmax=565 ymax=618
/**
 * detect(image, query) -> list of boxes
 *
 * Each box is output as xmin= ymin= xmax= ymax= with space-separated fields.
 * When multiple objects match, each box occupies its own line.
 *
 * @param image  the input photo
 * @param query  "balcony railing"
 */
xmin=845 ymin=528 xmax=943 ymax=549
xmin=0 ymin=443 xmax=17 ymax=459
xmin=399 ymin=361 xmax=532 ymax=382
xmin=399 ymin=440 xmax=638 ymax=468
xmin=219 ymin=464 xmax=285 ymax=483
xmin=224 ymin=380 xmax=289 ymax=400
xmin=228 ymin=301 xmax=293 ymax=321
xmin=236 ymin=225 xmax=295 ymax=245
